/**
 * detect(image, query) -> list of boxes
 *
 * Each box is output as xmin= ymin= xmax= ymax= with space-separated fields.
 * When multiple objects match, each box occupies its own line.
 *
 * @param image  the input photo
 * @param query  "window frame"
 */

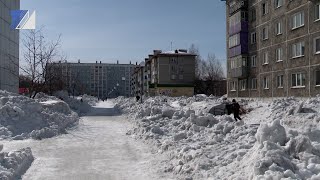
xmin=263 ymin=52 xmax=269 ymax=65
xmin=315 ymin=3 xmax=320 ymax=21
xmin=262 ymin=27 xmax=268 ymax=40
xmin=251 ymin=78 xmax=257 ymax=90
xmin=277 ymin=75 xmax=284 ymax=88
xmin=316 ymin=70 xmax=320 ymax=86
xmin=275 ymin=0 xmax=283 ymax=8
xmin=314 ymin=37 xmax=320 ymax=54
xmin=262 ymin=2 xmax=268 ymax=15
xmin=292 ymin=41 xmax=305 ymax=58
xmin=263 ymin=77 xmax=269 ymax=89
xmin=291 ymin=73 xmax=306 ymax=87
xmin=276 ymin=21 xmax=283 ymax=35
xmin=292 ymin=12 xmax=305 ymax=30
xmin=230 ymin=81 xmax=236 ymax=91
xmin=251 ymin=55 xmax=257 ymax=67
xmin=276 ymin=48 xmax=283 ymax=62
xmin=239 ymin=79 xmax=247 ymax=91
xmin=251 ymin=32 xmax=257 ymax=44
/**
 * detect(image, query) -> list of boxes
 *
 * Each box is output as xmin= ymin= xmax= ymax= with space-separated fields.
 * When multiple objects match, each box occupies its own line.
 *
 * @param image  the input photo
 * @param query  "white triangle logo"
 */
xmin=21 ymin=11 xmax=36 ymax=29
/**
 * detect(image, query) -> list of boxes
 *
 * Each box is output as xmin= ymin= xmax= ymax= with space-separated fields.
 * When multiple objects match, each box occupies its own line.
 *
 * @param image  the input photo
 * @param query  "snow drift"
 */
xmin=0 ymin=144 xmax=34 ymax=180
xmin=0 ymin=91 xmax=79 ymax=140
xmin=115 ymin=95 xmax=320 ymax=179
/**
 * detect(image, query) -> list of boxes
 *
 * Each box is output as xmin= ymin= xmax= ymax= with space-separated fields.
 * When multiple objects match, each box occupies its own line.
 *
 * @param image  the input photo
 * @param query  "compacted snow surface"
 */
xmin=0 ymin=101 xmax=168 ymax=180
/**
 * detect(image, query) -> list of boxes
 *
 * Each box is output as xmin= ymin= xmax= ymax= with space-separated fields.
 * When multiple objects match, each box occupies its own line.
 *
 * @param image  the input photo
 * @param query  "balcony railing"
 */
xmin=230 ymin=66 xmax=248 ymax=78
xmin=229 ymin=21 xmax=248 ymax=36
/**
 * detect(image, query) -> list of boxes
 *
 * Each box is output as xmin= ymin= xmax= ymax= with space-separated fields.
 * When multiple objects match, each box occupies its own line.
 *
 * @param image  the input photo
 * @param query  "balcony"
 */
xmin=230 ymin=66 xmax=248 ymax=78
xmin=229 ymin=44 xmax=248 ymax=57
xmin=229 ymin=21 xmax=248 ymax=36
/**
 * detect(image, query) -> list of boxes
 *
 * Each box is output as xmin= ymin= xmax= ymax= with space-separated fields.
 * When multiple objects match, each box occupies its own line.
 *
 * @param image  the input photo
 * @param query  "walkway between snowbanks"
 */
xmin=0 ymin=101 xmax=171 ymax=180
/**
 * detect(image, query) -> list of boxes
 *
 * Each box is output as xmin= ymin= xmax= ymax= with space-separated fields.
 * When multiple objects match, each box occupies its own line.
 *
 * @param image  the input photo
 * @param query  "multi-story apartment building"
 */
xmin=0 ymin=0 xmax=20 ymax=93
xmin=226 ymin=0 xmax=320 ymax=97
xmin=49 ymin=61 xmax=134 ymax=98
xmin=131 ymin=62 xmax=145 ymax=97
xmin=135 ymin=49 xmax=196 ymax=97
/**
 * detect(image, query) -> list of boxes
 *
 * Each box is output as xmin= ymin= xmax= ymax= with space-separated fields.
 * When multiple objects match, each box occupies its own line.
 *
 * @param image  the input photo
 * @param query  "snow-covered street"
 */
xmin=0 ymin=101 xmax=167 ymax=180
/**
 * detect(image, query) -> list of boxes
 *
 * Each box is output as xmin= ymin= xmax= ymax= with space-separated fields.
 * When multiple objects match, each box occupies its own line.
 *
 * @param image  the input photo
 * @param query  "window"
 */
xmin=251 ymin=55 xmax=257 ymax=67
xmin=263 ymin=52 xmax=269 ymax=64
xmin=262 ymin=2 xmax=268 ymax=15
xmin=251 ymin=32 xmax=257 ymax=44
xmin=315 ymin=3 xmax=320 ymax=21
xmin=171 ymin=74 xmax=176 ymax=80
xmin=240 ymin=79 xmax=247 ymax=90
xmin=230 ymin=56 xmax=243 ymax=69
xmin=252 ymin=78 xmax=257 ymax=89
xmin=262 ymin=27 xmax=268 ymax=40
xmin=316 ymin=71 xmax=320 ymax=86
xmin=230 ymin=81 xmax=236 ymax=91
xmin=263 ymin=77 xmax=269 ymax=89
xmin=229 ymin=34 xmax=240 ymax=48
xmin=292 ymin=73 xmax=305 ymax=87
xmin=276 ymin=48 xmax=283 ymax=61
xmin=277 ymin=75 xmax=284 ymax=88
xmin=276 ymin=21 xmax=282 ymax=35
xmin=179 ymin=75 xmax=183 ymax=80
xmin=292 ymin=42 xmax=305 ymax=58
xmin=251 ymin=8 xmax=256 ymax=21
xmin=275 ymin=0 xmax=283 ymax=8
xmin=292 ymin=12 xmax=304 ymax=29
xmin=314 ymin=37 xmax=320 ymax=54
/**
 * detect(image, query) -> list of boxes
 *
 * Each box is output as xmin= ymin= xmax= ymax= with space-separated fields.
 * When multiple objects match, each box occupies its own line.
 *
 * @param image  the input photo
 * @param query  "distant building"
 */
xmin=0 ymin=0 xmax=20 ymax=93
xmin=225 ymin=0 xmax=320 ymax=97
xmin=48 ymin=61 xmax=134 ymax=98
xmin=132 ymin=49 xmax=196 ymax=97
xmin=131 ymin=62 xmax=145 ymax=97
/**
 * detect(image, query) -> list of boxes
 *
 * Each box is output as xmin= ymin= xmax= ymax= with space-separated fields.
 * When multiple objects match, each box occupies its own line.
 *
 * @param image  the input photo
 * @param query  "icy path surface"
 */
xmin=1 ymin=101 xmax=167 ymax=180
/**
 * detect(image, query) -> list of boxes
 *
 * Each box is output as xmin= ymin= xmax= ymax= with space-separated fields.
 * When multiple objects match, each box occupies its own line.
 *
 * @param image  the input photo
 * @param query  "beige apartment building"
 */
xmin=226 ymin=0 xmax=320 ymax=97
xmin=132 ymin=49 xmax=196 ymax=97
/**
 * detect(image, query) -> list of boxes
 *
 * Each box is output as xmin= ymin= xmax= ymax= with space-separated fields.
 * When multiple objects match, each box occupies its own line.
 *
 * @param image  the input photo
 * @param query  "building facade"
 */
xmin=49 ymin=61 xmax=134 ymax=98
xmin=132 ymin=49 xmax=196 ymax=97
xmin=226 ymin=0 xmax=320 ymax=97
xmin=0 ymin=0 xmax=20 ymax=93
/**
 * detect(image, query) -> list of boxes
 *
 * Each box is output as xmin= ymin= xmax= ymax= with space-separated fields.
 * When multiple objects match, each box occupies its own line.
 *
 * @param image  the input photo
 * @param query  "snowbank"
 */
xmin=0 ymin=91 xmax=79 ymax=140
xmin=0 ymin=145 xmax=34 ymax=179
xmin=51 ymin=91 xmax=98 ymax=115
xmin=115 ymin=95 xmax=320 ymax=179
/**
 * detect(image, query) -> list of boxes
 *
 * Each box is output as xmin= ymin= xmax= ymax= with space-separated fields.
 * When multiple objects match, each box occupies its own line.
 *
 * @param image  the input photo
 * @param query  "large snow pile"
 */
xmin=51 ymin=91 xmax=97 ymax=115
xmin=116 ymin=95 xmax=320 ymax=179
xmin=0 ymin=144 xmax=34 ymax=180
xmin=0 ymin=91 xmax=79 ymax=140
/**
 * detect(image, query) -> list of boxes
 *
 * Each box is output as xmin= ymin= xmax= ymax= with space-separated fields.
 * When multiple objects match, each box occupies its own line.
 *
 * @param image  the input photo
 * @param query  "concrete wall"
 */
xmin=0 ymin=0 xmax=20 ymax=93
xmin=227 ymin=0 xmax=320 ymax=97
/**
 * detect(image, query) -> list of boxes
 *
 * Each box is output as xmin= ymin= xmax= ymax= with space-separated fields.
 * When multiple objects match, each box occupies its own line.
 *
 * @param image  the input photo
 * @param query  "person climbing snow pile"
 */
xmin=232 ymin=99 xmax=242 ymax=121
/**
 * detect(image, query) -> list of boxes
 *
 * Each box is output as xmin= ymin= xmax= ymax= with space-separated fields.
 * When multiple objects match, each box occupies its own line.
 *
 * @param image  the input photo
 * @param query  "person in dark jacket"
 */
xmin=232 ymin=99 xmax=242 ymax=121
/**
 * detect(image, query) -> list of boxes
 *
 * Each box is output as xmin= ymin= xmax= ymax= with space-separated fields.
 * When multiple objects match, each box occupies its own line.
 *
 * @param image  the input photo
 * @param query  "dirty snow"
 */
xmin=115 ymin=95 xmax=320 ymax=179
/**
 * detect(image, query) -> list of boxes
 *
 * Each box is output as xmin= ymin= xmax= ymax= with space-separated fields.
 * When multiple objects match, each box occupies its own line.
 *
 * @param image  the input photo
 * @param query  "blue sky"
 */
xmin=21 ymin=0 xmax=226 ymax=64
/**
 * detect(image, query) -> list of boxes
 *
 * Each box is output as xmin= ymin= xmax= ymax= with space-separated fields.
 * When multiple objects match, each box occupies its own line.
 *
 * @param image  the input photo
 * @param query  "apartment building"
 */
xmin=131 ymin=62 xmax=145 ymax=97
xmin=49 ymin=61 xmax=134 ymax=98
xmin=0 ymin=0 xmax=20 ymax=93
xmin=226 ymin=0 xmax=320 ymax=97
xmin=133 ymin=49 xmax=196 ymax=97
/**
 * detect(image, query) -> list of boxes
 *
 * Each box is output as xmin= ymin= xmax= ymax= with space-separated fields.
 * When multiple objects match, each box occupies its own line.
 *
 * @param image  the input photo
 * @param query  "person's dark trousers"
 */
xmin=234 ymin=113 xmax=242 ymax=121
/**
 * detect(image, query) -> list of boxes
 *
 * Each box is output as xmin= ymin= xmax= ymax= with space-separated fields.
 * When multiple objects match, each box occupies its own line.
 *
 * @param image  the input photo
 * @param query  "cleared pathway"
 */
xmin=1 ymin=101 xmax=168 ymax=180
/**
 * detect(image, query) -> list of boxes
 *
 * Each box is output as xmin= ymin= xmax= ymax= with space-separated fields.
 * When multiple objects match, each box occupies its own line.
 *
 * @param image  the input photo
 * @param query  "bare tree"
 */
xmin=17 ymin=28 xmax=63 ymax=98
xmin=189 ymin=44 xmax=203 ymax=80
xmin=202 ymin=54 xmax=225 ymax=81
